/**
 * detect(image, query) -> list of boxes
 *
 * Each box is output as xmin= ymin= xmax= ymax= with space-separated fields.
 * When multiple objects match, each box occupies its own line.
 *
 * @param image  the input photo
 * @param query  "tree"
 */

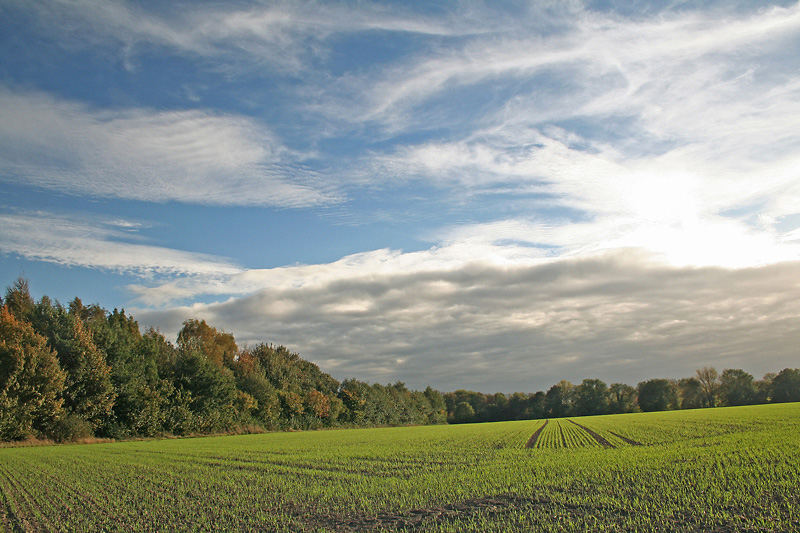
xmin=527 ymin=391 xmax=546 ymax=419
xmin=677 ymin=378 xmax=704 ymax=409
xmin=305 ymin=389 xmax=331 ymax=420
xmin=29 ymin=299 xmax=116 ymax=432
xmin=695 ymin=367 xmax=719 ymax=408
xmin=423 ymin=386 xmax=447 ymax=424
xmin=574 ymin=379 xmax=609 ymax=416
xmin=719 ymin=369 xmax=756 ymax=406
xmin=488 ymin=392 xmax=510 ymax=420
xmin=754 ymin=373 xmax=775 ymax=403
xmin=452 ymin=401 xmax=475 ymax=423
xmin=608 ymin=383 xmax=637 ymax=413
xmin=0 ymin=306 xmax=66 ymax=440
xmin=339 ymin=379 xmax=368 ymax=424
xmin=545 ymin=380 xmax=574 ymax=418
xmin=4 ymin=278 xmax=34 ymax=321
xmin=236 ymin=371 xmax=281 ymax=428
xmin=637 ymin=379 xmax=677 ymax=412
xmin=172 ymin=349 xmax=239 ymax=432
xmin=770 ymin=368 xmax=800 ymax=403
xmin=94 ymin=311 xmax=171 ymax=437
xmin=177 ymin=319 xmax=238 ymax=369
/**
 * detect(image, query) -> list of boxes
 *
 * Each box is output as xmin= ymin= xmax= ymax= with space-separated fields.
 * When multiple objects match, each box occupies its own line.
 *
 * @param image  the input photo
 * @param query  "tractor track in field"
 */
xmin=567 ymin=419 xmax=614 ymax=448
xmin=524 ymin=420 xmax=548 ymax=448
xmin=609 ymin=431 xmax=644 ymax=446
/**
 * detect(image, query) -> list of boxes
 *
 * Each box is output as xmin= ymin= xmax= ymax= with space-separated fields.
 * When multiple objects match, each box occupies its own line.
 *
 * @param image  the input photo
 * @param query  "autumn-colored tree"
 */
xmin=305 ymin=389 xmax=331 ymax=419
xmin=0 ymin=306 xmax=66 ymax=440
xmin=177 ymin=319 xmax=238 ymax=368
xmin=279 ymin=390 xmax=305 ymax=420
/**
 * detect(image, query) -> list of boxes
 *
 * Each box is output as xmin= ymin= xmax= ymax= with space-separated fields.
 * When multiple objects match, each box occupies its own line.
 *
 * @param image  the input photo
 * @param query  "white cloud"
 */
xmin=0 ymin=90 xmax=331 ymax=207
xmin=0 ymin=211 xmax=239 ymax=277
xmin=25 ymin=0 xmax=502 ymax=73
xmin=359 ymin=3 xmax=800 ymax=121
xmin=126 ymin=238 xmax=554 ymax=306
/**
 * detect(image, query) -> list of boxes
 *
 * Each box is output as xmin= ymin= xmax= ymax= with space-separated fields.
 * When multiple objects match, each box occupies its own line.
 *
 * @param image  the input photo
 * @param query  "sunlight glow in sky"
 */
xmin=2 ymin=0 xmax=799 ymax=391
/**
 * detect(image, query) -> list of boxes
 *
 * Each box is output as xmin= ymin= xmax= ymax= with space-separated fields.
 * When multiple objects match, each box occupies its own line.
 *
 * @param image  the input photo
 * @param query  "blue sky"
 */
xmin=2 ymin=0 xmax=800 ymax=392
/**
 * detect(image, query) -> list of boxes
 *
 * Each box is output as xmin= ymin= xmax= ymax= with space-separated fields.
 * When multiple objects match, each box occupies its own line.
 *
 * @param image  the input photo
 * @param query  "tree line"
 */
xmin=0 ymin=280 xmax=445 ymax=442
xmin=444 ymin=368 xmax=800 ymax=424
xmin=1 ymin=279 xmax=798 ymax=442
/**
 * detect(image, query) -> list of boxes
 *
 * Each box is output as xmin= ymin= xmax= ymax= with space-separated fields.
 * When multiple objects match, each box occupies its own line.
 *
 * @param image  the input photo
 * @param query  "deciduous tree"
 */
xmin=637 ymin=379 xmax=678 ymax=412
xmin=0 ymin=306 xmax=66 ymax=440
xmin=719 ymin=369 xmax=756 ymax=406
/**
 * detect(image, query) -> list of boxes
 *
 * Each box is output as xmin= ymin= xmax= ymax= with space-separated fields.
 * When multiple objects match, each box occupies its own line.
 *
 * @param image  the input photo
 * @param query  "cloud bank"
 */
xmin=136 ymin=252 xmax=800 ymax=392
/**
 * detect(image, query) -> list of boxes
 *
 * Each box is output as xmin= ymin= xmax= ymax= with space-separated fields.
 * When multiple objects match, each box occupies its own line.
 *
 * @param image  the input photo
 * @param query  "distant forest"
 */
xmin=1 ymin=278 xmax=799 ymax=443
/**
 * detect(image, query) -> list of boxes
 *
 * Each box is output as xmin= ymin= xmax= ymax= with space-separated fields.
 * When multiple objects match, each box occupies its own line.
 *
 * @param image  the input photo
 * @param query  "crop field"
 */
xmin=1 ymin=403 xmax=799 ymax=532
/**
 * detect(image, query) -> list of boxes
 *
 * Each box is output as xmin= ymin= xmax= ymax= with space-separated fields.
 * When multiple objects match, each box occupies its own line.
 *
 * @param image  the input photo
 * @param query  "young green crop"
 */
xmin=1 ymin=403 xmax=799 ymax=531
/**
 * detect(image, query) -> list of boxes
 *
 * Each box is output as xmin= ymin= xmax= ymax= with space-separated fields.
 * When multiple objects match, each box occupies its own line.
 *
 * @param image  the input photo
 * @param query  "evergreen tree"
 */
xmin=30 ymin=298 xmax=115 ymax=432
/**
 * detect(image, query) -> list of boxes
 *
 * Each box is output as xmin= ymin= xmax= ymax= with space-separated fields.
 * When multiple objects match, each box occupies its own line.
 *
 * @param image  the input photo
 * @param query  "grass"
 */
xmin=1 ymin=403 xmax=798 ymax=531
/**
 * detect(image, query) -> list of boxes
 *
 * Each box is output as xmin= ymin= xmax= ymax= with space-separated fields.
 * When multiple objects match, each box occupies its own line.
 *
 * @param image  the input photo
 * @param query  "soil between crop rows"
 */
xmin=525 ymin=420 xmax=548 ymax=448
xmin=566 ymin=420 xmax=613 ymax=448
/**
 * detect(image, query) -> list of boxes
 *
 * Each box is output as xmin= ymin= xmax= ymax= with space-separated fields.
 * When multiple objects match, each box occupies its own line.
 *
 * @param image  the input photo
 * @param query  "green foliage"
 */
xmin=50 ymin=413 xmax=93 ymax=442
xmin=545 ymin=380 xmax=574 ymax=418
xmin=607 ymin=383 xmax=637 ymax=413
xmin=719 ymin=368 xmax=757 ymax=406
xmin=3 ymin=278 xmax=34 ymax=321
xmin=677 ymin=377 xmax=704 ymax=409
xmin=29 ymin=298 xmax=116 ymax=432
xmin=173 ymin=349 xmax=240 ymax=432
xmin=771 ymin=368 xmax=800 ymax=403
xmin=573 ymin=378 xmax=609 ymax=416
xmin=636 ymin=378 xmax=678 ymax=412
xmin=235 ymin=370 xmax=281 ymax=429
xmin=452 ymin=401 xmax=475 ymax=423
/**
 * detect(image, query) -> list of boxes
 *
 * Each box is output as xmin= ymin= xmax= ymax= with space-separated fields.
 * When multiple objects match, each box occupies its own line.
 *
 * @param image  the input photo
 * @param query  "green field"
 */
xmin=1 ymin=403 xmax=799 ymax=532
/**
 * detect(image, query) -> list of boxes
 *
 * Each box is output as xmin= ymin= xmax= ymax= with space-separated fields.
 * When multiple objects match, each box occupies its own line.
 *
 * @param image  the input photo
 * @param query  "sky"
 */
xmin=1 ymin=0 xmax=800 ymax=392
